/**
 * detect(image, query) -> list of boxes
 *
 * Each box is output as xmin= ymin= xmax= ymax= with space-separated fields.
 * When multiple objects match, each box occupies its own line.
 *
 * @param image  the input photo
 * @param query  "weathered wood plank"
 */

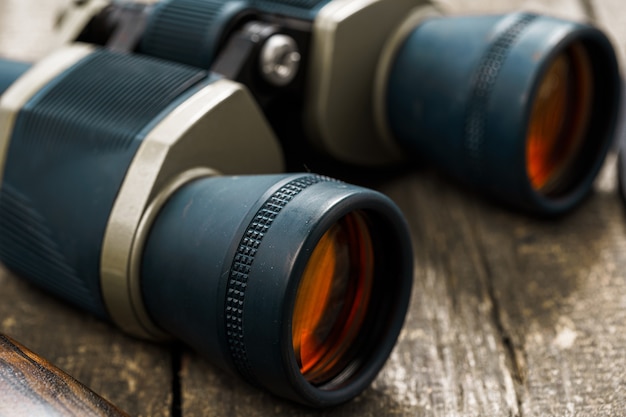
xmin=473 ymin=160 xmax=626 ymax=416
xmin=434 ymin=0 xmax=586 ymax=20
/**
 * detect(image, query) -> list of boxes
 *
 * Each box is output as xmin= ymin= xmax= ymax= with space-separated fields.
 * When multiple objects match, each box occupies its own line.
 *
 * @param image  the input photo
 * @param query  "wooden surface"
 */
xmin=1 ymin=0 xmax=626 ymax=416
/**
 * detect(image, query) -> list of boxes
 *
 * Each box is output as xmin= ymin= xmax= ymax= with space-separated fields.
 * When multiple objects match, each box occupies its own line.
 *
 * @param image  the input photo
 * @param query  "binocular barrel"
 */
xmin=79 ymin=0 xmax=622 ymax=214
xmin=384 ymin=12 xmax=621 ymax=213
xmin=141 ymin=173 xmax=412 ymax=404
xmin=0 ymin=44 xmax=413 ymax=407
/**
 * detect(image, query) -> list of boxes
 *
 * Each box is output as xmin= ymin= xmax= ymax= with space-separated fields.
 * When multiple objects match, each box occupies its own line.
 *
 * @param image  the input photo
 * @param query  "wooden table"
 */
xmin=1 ymin=1 xmax=625 ymax=415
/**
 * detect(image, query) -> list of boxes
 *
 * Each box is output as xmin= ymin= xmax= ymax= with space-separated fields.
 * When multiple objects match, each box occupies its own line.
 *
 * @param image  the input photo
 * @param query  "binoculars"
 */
xmin=65 ymin=0 xmax=622 ymax=213
xmin=0 ymin=0 xmax=622 ymax=408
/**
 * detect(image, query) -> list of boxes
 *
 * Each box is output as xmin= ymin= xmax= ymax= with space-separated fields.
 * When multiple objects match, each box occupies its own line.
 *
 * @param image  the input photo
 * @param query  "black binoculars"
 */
xmin=66 ymin=0 xmax=622 ymax=213
xmin=0 ymin=0 xmax=622 ymax=408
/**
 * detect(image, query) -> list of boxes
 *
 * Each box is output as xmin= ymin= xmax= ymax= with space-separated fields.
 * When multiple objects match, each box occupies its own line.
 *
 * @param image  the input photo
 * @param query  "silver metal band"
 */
xmin=100 ymin=79 xmax=285 ymax=339
xmin=125 ymin=167 xmax=218 ymax=340
xmin=305 ymin=0 xmax=429 ymax=166
xmin=373 ymin=4 xmax=443 ymax=149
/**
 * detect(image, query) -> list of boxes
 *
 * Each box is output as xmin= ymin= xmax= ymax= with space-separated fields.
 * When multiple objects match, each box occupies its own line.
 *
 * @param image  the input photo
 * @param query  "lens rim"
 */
xmin=291 ymin=210 xmax=375 ymax=385
xmin=525 ymin=42 xmax=593 ymax=194
xmin=519 ymin=24 xmax=621 ymax=212
xmin=282 ymin=191 xmax=412 ymax=406
xmin=230 ymin=177 xmax=413 ymax=407
xmin=385 ymin=13 xmax=620 ymax=214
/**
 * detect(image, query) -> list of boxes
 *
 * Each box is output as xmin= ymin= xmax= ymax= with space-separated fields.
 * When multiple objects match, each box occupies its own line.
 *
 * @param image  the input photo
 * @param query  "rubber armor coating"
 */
xmin=0 ymin=49 xmax=210 ymax=318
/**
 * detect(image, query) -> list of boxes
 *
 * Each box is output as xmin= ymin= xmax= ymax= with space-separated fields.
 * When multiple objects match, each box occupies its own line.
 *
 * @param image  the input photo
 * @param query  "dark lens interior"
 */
xmin=526 ymin=41 xmax=593 ymax=195
xmin=292 ymin=211 xmax=374 ymax=385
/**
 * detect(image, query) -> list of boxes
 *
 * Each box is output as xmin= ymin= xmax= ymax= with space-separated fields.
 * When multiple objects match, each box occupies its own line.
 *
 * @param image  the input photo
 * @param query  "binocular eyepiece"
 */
xmin=384 ymin=11 xmax=620 ymax=213
xmin=75 ymin=0 xmax=621 ymax=214
xmin=0 ymin=45 xmax=413 ymax=406
xmin=141 ymin=174 xmax=412 ymax=404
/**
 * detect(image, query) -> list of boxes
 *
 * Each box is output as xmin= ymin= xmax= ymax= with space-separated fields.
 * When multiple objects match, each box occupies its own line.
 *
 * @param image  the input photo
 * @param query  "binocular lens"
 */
xmin=526 ymin=42 xmax=592 ymax=194
xmin=293 ymin=211 xmax=373 ymax=384
xmin=137 ymin=174 xmax=413 ymax=406
xmin=386 ymin=12 xmax=620 ymax=213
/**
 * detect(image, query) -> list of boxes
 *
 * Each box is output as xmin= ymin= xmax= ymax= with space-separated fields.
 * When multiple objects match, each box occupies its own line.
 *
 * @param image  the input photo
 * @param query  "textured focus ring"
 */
xmin=463 ymin=13 xmax=537 ymax=177
xmin=251 ymin=0 xmax=331 ymax=20
xmin=140 ymin=0 xmax=247 ymax=68
xmin=225 ymin=175 xmax=331 ymax=383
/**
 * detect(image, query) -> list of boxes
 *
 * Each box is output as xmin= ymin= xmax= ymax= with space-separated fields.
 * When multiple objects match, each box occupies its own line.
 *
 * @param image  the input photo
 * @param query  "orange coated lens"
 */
xmin=292 ymin=212 xmax=374 ymax=385
xmin=526 ymin=43 xmax=593 ymax=193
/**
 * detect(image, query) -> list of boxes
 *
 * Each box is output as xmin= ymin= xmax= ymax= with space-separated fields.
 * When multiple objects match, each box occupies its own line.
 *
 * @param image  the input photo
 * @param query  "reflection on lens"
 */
xmin=526 ymin=42 xmax=593 ymax=194
xmin=292 ymin=211 xmax=374 ymax=385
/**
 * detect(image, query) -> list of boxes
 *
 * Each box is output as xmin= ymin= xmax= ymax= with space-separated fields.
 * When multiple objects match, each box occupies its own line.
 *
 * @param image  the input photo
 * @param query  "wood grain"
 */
xmin=473 ymin=161 xmax=626 ymax=416
xmin=0 ymin=334 xmax=130 ymax=417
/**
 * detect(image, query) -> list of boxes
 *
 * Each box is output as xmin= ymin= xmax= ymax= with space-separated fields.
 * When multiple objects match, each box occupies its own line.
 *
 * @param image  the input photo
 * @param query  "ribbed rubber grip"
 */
xmin=0 ymin=185 xmax=95 ymax=309
xmin=0 ymin=49 xmax=209 ymax=317
xmin=140 ymin=0 xmax=248 ymax=68
xmin=250 ymin=0 xmax=331 ymax=20
xmin=463 ymin=13 xmax=537 ymax=177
